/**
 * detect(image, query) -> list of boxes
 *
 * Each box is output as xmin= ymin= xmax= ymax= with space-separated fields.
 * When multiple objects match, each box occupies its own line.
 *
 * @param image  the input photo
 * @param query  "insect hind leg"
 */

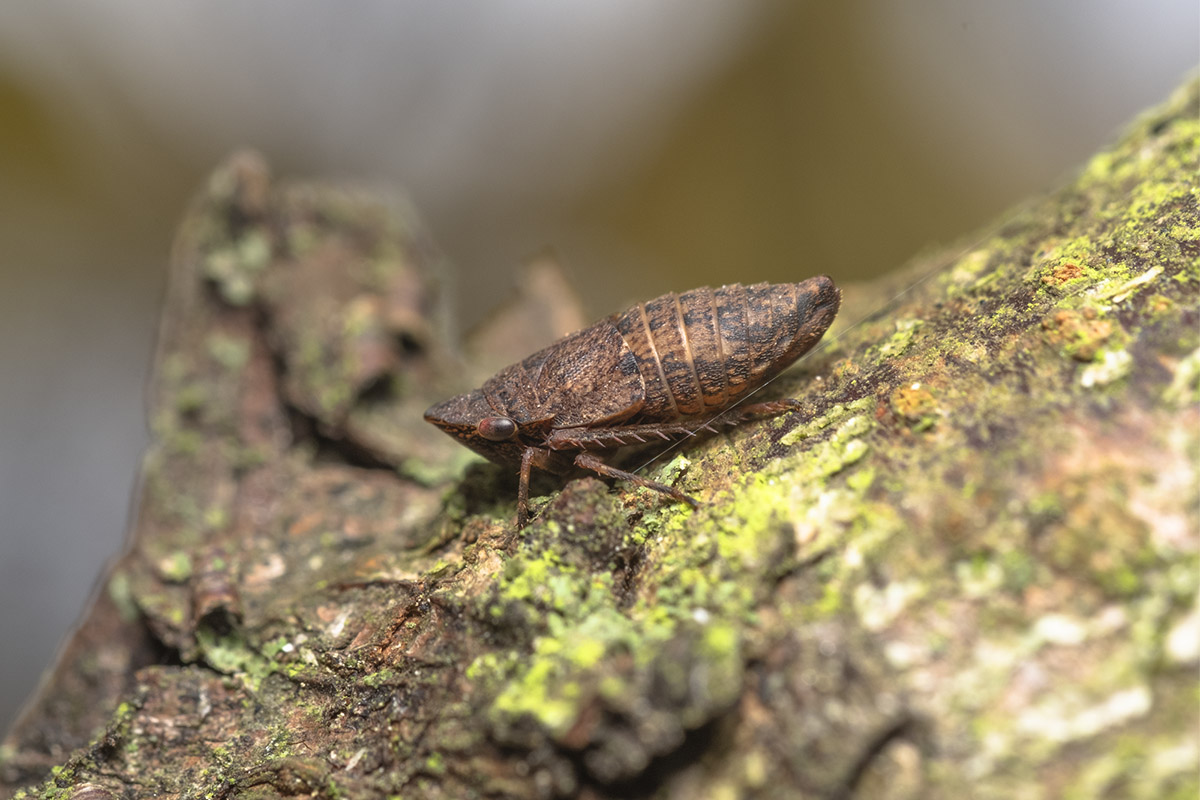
xmin=574 ymin=452 xmax=700 ymax=510
xmin=722 ymin=398 xmax=802 ymax=423
xmin=547 ymin=399 xmax=802 ymax=450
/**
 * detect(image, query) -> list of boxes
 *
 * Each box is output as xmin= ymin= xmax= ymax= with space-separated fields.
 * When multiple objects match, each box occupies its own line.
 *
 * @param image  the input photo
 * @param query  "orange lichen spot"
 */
xmin=1041 ymin=262 xmax=1084 ymax=285
xmin=1041 ymin=308 xmax=1116 ymax=362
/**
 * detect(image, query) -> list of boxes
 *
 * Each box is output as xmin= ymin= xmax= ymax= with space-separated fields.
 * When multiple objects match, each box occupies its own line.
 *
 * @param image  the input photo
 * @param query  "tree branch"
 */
xmin=3 ymin=81 xmax=1197 ymax=800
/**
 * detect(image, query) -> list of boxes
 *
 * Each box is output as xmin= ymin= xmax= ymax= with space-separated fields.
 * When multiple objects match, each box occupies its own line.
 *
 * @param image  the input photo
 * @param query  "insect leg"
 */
xmin=518 ymin=447 xmax=536 ymax=530
xmin=573 ymin=452 xmax=700 ymax=510
xmin=518 ymin=447 xmax=564 ymax=529
xmin=547 ymin=398 xmax=802 ymax=451
xmin=547 ymin=422 xmax=700 ymax=450
xmin=720 ymin=398 xmax=802 ymax=423
xmin=518 ymin=449 xmax=532 ymax=530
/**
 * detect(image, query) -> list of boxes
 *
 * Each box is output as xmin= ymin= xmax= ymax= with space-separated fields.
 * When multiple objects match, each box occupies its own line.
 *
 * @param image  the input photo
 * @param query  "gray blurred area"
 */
xmin=0 ymin=1 xmax=1195 ymax=732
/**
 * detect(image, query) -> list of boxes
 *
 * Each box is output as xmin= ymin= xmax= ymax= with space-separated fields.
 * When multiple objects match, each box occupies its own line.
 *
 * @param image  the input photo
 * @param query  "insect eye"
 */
xmin=477 ymin=416 xmax=518 ymax=441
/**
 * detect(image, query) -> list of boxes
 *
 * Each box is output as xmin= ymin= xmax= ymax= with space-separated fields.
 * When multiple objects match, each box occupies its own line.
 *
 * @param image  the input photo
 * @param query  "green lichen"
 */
xmin=195 ymin=624 xmax=275 ymax=689
xmin=106 ymin=571 xmax=139 ymax=623
xmin=206 ymin=332 xmax=251 ymax=370
xmin=778 ymin=394 xmax=873 ymax=448
xmin=1078 ymin=347 xmax=1133 ymax=388
xmin=156 ymin=550 xmax=193 ymax=583
xmin=874 ymin=318 xmax=925 ymax=359
xmin=203 ymin=230 xmax=271 ymax=306
xmin=1164 ymin=346 xmax=1200 ymax=407
xmin=474 ymin=378 xmax=890 ymax=749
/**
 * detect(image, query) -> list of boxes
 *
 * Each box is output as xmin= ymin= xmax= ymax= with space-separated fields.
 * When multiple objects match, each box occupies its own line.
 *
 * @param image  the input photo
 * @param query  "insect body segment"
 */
xmin=614 ymin=282 xmax=833 ymax=421
xmin=424 ymin=276 xmax=840 ymax=528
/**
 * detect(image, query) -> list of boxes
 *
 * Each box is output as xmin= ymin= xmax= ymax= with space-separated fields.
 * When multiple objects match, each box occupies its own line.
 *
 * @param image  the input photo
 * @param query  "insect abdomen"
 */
xmin=612 ymin=278 xmax=839 ymax=420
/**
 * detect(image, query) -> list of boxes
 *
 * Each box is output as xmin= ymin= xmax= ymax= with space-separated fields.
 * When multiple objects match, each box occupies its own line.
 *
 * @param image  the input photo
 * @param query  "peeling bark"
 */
xmin=2 ymin=81 xmax=1197 ymax=800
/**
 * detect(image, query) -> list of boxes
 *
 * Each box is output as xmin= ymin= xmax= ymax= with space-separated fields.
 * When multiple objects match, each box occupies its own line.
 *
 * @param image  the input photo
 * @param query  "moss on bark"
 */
xmin=2 ymin=81 xmax=1197 ymax=800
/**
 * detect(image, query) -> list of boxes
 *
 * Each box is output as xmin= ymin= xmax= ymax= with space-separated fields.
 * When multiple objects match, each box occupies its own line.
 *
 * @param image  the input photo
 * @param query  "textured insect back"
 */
xmin=737 ymin=281 xmax=832 ymax=393
xmin=674 ymin=286 xmax=734 ymax=413
xmin=613 ymin=278 xmax=839 ymax=422
xmin=613 ymin=290 xmax=707 ymax=417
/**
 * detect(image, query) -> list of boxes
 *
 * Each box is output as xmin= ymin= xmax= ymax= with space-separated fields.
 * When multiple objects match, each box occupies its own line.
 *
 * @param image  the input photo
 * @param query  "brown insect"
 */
xmin=425 ymin=277 xmax=840 ymax=528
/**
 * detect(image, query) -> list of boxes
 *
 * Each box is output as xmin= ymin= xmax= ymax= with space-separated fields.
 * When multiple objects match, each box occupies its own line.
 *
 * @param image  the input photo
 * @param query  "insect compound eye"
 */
xmin=476 ymin=416 xmax=518 ymax=442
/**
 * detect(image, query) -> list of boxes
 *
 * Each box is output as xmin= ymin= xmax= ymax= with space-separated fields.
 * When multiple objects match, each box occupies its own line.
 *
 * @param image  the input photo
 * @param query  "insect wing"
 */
xmin=483 ymin=321 xmax=645 ymax=429
xmin=536 ymin=322 xmax=645 ymax=427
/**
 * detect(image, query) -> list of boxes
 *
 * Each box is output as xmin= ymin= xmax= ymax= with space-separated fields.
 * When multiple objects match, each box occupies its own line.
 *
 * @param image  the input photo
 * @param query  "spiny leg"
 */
xmin=574 ymin=452 xmax=700 ymax=510
xmin=524 ymin=401 xmax=800 ymax=526
xmin=725 ymin=398 xmax=801 ymax=423
xmin=546 ymin=398 xmax=803 ymax=450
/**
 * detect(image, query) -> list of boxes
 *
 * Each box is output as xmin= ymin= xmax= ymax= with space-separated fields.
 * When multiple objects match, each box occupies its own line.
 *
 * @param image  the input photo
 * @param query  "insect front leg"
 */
xmin=573 ymin=452 xmax=700 ymax=511
xmin=517 ymin=446 xmax=557 ymax=530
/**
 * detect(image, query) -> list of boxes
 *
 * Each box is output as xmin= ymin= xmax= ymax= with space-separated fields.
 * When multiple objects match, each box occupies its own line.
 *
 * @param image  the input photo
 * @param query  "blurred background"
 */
xmin=0 ymin=0 xmax=1195 ymax=732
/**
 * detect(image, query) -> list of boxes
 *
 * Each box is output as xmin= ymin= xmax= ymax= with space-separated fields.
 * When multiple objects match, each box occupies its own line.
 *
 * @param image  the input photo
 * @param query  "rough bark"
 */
xmin=2 ymin=81 xmax=1197 ymax=800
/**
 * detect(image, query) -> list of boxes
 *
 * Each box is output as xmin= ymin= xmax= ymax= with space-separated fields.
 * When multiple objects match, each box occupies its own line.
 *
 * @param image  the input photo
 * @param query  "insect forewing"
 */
xmin=483 ymin=322 xmax=646 ymax=428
